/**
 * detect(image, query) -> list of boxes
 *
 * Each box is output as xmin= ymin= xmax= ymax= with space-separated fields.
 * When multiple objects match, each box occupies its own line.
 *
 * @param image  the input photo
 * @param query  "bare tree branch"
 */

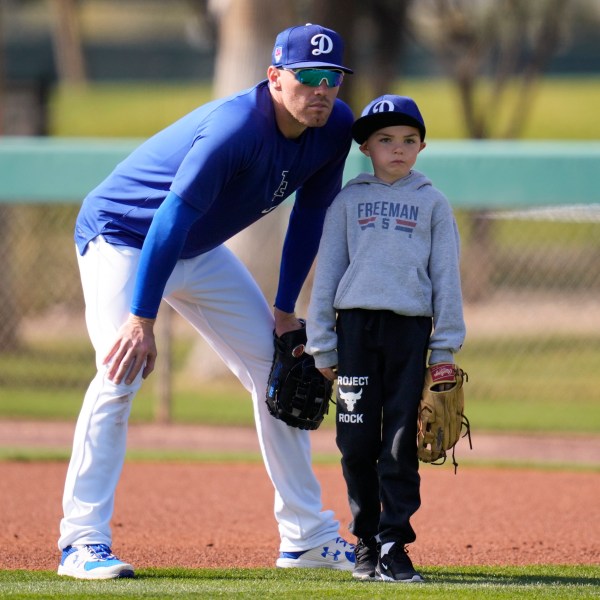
xmin=50 ymin=0 xmax=86 ymax=84
xmin=505 ymin=0 xmax=570 ymax=137
xmin=413 ymin=0 xmax=574 ymax=139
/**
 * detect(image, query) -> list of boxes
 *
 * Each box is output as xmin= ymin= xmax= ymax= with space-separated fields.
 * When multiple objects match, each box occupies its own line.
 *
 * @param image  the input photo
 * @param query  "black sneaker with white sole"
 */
xmin=352 ymin=537 xmax=379 ymax=580
xmin=376 ymin=543 xmax=424 ymax=583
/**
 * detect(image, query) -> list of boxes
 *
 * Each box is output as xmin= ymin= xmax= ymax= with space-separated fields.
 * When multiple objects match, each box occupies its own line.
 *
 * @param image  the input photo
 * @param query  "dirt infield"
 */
xmin=1 ymin=423 xmax=599 ymax=570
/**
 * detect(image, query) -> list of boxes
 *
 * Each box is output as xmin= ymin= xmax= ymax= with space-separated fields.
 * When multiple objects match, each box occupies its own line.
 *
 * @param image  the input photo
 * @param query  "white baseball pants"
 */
xmin=58 ymin=235 xmax=339 ymax=552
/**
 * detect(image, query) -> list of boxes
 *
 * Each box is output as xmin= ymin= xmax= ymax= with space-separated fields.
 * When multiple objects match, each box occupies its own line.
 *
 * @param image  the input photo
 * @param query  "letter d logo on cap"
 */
xmin=311 ymin=34 xmax=334 ymax=56
xmin=372 ymin=100 xmax=395 ymax=114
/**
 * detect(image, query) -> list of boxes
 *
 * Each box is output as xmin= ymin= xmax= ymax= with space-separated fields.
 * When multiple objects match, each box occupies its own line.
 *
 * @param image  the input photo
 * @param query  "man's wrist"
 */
xmin=130 ymin=314 xmax=156 ymax=326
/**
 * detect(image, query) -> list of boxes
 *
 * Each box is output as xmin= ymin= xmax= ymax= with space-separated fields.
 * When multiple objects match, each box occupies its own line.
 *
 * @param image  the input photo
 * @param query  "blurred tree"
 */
xmin=309 ymin=0 xmax=413 ymax=111
xmin=0 ymin=2 xmax=18 ymax=351
xmin=412 ymin=0 xmax=573 ymax=139
xmin=183 ymin=0 xmax=300 ymax=381
xmin=50 ymin=0 xmax=86 ymax=83
xmin=0 ymin=0 xmax=18 ymax=352
xmin=0 ymin=0 xmax=5 ymax=133
xmin=411 ymin=0 xmax=574 ymax=302
xmin=208 ymin=0 xmax=296 ymax=96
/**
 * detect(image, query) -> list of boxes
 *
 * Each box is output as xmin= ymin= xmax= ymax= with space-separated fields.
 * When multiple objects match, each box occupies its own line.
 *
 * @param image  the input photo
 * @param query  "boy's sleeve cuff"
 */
xmin=312 ymin=350 xmax=338 ymax=370
xmin=429 ymin=349 xmax=454 ymax=366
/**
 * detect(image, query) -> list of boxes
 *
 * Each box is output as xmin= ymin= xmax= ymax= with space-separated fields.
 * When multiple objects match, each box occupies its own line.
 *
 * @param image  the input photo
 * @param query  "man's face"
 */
xmin=268 ymin=67 xmax=342 ymax=137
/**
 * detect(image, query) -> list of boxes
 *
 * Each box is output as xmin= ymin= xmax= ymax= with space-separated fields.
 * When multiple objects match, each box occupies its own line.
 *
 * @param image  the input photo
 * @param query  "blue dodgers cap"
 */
xmin=352 ymin=95 xmax=426 ymax=143
xmin=272 ymin=23 xmax=353 ymax=74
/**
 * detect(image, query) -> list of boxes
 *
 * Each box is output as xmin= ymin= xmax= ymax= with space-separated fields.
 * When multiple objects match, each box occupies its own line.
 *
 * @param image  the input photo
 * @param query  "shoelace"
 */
xmin=355 ymin=539 xmax=378 ymax=561
xmin=386 ymin=543 xmax=415 ymax=568
xmin=86 ymin=544 xmax=116 ymax=561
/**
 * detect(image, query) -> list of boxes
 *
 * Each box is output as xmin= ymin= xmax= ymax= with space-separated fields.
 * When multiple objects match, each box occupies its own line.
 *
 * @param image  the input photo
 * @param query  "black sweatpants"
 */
xmin=335 ymin=308 xmax=431 ymax=545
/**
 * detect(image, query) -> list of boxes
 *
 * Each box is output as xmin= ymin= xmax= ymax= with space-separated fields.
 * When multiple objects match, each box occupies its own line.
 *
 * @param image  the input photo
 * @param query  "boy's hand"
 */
xmin=318 ymin=366 xmax=337 ymax=382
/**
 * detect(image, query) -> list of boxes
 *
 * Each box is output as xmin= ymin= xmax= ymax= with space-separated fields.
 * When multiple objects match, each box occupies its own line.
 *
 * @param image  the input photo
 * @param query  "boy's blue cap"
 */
xmin=352 ymin=95 xmax=426 ymax=143
xmin=272 ymin=24 xmax=353 ymax=74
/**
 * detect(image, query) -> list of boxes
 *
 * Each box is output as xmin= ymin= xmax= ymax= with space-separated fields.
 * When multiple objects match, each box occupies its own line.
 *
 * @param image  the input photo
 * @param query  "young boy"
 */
xmin=306 ymin=95 xmax=466 ymax=582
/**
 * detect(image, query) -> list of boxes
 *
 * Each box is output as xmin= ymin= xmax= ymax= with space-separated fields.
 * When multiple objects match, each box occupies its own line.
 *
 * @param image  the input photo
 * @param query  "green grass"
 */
xmin=48 ymin=82 xmax=214 ymax=138
xmin=1 ymin=566 xmax=599 ymax=599
xmin=460 ymin=336 xmax=600 ymax=433
xmin=48 ymin=76 xmax=600 ymax=140
xmin=2 ymin=334 xmax=600 ymax=434
xmin=393 ymin=77 xmax=600 ymax=140
xmin=0 ymin=383 xmax=252 ymax=424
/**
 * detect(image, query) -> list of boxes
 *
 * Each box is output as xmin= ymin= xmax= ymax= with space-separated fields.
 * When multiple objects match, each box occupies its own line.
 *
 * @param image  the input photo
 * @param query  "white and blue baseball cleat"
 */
xmin=57 ymin=544 xmax=135 ymax=579
xmin=276 ymin=537 xmax=355 ymax=570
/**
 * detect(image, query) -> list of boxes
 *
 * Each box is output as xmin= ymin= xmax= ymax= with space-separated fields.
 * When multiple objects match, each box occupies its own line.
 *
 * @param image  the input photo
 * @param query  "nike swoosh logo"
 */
xmin=381 ymin=562 xmax=389 ymax=570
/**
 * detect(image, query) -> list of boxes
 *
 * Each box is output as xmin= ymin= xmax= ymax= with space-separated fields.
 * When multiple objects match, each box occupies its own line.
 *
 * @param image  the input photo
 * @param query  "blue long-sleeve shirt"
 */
xmin=75 ymin=80 xmax=354 ymax=317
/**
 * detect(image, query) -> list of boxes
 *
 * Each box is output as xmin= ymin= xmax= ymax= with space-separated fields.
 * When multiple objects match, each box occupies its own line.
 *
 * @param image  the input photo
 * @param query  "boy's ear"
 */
xmin=419 ymin=141 xmax=427 ymax=152
xmin=359 ymin=141 xmax=370 ymax=157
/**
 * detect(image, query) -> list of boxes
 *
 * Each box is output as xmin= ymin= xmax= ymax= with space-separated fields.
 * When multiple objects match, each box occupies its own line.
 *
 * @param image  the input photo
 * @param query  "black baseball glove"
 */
xmin=265 ymin=321 xmax=333 ymax=431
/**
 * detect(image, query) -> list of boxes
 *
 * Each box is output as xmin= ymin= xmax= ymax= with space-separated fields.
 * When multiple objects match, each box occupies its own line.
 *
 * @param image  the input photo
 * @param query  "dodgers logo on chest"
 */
xmin=262 ymin=170 xmax=290 ymax=214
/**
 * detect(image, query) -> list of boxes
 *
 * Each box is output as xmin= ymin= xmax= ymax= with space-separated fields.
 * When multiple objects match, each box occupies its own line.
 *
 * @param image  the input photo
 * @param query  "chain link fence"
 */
xmin=1 ymin=201 xmax=599 ymax=426
xmin=458 ymin=206 xmax=600 ymax=429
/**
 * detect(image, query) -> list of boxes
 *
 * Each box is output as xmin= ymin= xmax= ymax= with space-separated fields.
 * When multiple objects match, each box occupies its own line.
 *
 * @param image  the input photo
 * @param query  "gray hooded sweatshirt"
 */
xmin=307 ymin=169 xmax=466 ymax=368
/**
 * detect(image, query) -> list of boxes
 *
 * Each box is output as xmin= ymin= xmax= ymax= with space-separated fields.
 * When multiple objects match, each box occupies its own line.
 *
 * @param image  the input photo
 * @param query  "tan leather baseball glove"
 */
xmin=417 ymin=363 xmax=472 ymax=471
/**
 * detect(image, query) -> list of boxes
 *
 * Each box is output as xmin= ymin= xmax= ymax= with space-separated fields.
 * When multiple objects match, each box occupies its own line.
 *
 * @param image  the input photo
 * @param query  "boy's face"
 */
xmin=359 ymin=125 xmax=426 ymax=183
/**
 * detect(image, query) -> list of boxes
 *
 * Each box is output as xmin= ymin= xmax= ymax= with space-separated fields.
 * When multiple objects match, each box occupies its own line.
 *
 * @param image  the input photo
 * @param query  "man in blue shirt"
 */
xmin=57 ymin=23 xmax=355 ymax=579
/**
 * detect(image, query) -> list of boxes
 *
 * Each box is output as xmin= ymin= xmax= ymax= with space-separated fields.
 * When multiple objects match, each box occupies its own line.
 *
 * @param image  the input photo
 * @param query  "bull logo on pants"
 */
xmin=339 ymin=388 xmax=363 ymax=412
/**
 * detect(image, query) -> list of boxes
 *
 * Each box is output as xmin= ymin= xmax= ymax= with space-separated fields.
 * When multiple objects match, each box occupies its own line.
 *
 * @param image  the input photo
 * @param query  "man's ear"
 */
xmin=267 ymin=66 xmax=283 ymax=90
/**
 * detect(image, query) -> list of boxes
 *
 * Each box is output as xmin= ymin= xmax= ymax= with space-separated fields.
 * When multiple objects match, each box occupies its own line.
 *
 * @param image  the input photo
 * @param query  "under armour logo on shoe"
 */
xmin=321 ymin=546 xmax=341 ymax=561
